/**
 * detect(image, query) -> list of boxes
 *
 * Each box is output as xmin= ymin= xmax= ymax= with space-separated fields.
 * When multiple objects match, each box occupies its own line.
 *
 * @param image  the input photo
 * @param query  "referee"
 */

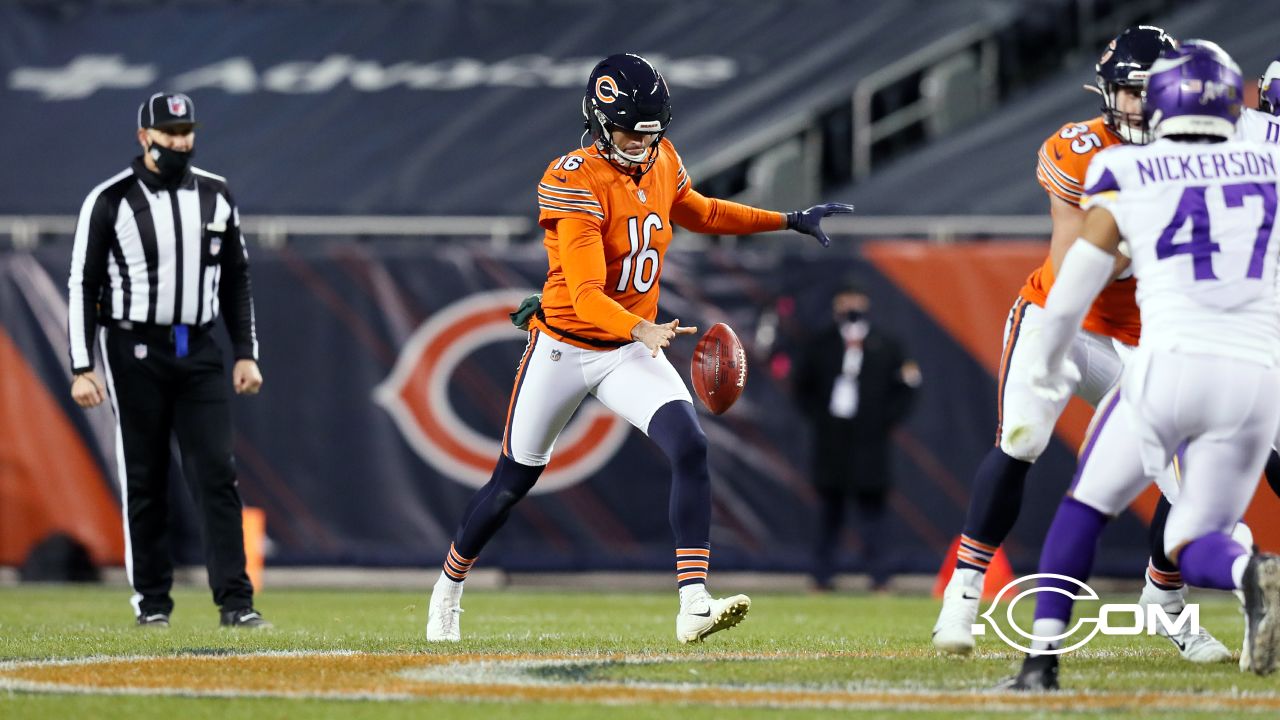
xmin=68 ymin=92 xmax=268 ymax=629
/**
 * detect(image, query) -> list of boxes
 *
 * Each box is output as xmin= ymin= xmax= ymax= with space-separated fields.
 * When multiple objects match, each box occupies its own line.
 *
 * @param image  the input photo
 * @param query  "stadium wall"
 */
xmin=8 ymin=239 xmax=1261 ymax=579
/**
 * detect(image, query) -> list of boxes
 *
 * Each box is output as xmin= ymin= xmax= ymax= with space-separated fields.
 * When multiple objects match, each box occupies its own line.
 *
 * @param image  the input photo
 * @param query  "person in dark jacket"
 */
xmin=795 ymin=283 xmax=921 ymax=591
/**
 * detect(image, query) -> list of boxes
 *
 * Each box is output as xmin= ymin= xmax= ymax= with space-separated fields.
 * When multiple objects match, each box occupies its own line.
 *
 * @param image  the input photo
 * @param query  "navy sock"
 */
xmin=450 ymin=454 xmax=544 ymax=567
xmin=1146 ymin=495 xmax=1183 ymax=590
xmin=648 ymin=400 xmax=712 ymax=587
xmin=649 ymin=400 xmax=711 ymax=549
xmin=1034 ymin=496 xmax=1109 ymax=623
xmin=1264 ymin=448 xmax=1280 ymax=505
xmin=957 ymin=446 xmax=1032 ymax=571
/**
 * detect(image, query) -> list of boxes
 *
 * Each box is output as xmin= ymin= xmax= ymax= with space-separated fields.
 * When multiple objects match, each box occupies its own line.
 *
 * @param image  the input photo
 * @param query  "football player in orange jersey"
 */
xmin=425 ymin=53 xmax=853 ymax=644
xmin=932 ymin=26 xmax=1234 ymax=663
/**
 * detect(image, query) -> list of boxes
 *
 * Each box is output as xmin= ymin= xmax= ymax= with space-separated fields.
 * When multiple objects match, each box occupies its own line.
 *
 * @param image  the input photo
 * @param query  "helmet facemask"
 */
xmin=1095 ymin=78 xmax=1151 ymax=144
xmin=584 ymin=97 xmax=665 ymax=177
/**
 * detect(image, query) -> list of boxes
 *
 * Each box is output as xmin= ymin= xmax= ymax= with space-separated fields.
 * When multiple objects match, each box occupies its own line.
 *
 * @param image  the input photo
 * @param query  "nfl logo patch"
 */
xmin=550 ymin=349 xmax=562 ymax=362
xmin=209 ymin=237 xmax=222 ymax=256
xmin=134 ymin=344 xmax=148 ymax=359
xmin=637 ymin=189 xmax=647 ymax=203
xmin=168 ymin=96 xmax=187 ymax=116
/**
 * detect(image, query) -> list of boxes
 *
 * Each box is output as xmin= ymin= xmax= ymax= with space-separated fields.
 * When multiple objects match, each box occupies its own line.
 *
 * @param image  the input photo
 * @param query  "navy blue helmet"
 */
xmin=1091 ymin=26 xmax=1177 ymax=143
xmin=582 ymin=54 xmax=672 ymax=176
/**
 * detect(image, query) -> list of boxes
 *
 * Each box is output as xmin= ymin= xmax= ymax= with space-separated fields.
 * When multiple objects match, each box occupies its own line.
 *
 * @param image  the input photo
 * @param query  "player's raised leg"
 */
xmin=934 ymin=301 xmax=1080 ymax=653
xmin=1169 ymin=399 xmax=1280 ymax=676
xmin=592 ymin=344 xmax=750 ymax=642
xmin=1140 ymin=491 xmax=1231 ymax=662
xmin=427 ymin=331 xmax=588 ymax=642
xmin=1004 ymin=387 xmax=1151 ymax=689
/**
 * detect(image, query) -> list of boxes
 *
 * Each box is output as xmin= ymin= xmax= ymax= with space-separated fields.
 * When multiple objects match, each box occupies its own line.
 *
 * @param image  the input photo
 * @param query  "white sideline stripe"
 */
xmin=3 ymin=650 xmax=1280 ymax=709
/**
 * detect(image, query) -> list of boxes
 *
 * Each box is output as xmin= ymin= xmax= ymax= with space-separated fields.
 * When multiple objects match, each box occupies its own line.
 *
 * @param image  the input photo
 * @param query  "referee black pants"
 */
xmin=101 ymin=324 xmax=254 ymax=617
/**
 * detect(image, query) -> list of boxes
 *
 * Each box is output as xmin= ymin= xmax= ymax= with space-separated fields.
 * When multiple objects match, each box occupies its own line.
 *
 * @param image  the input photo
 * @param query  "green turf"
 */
xmin=0 ymin=585 xmax=1274 ymax=719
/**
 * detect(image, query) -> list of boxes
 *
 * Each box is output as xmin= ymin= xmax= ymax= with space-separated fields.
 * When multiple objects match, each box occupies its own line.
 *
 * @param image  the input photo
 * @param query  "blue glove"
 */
xmin=785 ymin=203 xmax=855 ymax=247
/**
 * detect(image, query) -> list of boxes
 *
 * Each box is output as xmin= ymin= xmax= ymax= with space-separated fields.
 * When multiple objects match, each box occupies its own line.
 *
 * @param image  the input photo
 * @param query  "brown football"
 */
xmin=691 ymin=323 xmax=747 ymax=415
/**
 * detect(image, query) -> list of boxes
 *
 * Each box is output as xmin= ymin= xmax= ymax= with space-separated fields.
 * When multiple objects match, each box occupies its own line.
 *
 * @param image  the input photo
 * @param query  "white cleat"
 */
xmin=932 ymin=568 xmax=983 ymax=655
xmin=676 ymin=591 xmax=751 ymax=643
xmin=1139 ymin=584 xmax=1231 ymax=663
xmin=426 ymin=577 xmax=464 ymax=643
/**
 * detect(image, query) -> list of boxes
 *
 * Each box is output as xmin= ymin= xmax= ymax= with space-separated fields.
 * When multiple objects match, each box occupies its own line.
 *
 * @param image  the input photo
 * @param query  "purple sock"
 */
xmin=1178 ymin=532 xmax=1247 ymax=590
xmin=1034 ymin=497 xmax=1109 ymax=623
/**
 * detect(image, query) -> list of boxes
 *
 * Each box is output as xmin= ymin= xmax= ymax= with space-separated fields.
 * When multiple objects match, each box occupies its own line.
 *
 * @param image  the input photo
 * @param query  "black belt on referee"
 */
xmin=535 ymin=307 xmax=629 ymax=349
xmin=110 ymin=319 xmax=216 ymax=357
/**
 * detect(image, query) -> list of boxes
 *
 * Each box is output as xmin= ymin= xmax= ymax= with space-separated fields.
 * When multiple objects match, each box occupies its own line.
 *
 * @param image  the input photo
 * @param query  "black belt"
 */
xmin=535 ymin=307 xmax=629 ymax=349
xmin=110 ymin=319 xmax=215 ymax=344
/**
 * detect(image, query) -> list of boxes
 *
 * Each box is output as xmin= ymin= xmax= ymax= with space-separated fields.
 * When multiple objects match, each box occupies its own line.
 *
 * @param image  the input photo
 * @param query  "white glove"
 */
xmin=1028 ymin=357 xmax=1081 ymax=403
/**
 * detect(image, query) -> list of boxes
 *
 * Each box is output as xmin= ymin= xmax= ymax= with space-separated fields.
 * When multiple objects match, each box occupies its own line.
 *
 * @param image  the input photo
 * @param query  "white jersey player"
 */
xmin=1238 ymin=58 xmax=1280 ymax=145
xmin=1005 ymin=41 xmax=1280 ymax=691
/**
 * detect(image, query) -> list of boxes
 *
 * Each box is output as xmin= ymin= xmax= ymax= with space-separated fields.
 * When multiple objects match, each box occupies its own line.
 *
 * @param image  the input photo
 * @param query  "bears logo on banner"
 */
xmin=374 ymin=290 xmax=630 ymax=494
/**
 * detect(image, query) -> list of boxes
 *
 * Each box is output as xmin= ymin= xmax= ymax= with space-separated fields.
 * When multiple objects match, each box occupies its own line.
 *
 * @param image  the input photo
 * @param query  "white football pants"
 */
xmin=502 ymin=328 xmax=693 ymax=466
xmin=1069 ymin=349 xmax=1280 ymax=557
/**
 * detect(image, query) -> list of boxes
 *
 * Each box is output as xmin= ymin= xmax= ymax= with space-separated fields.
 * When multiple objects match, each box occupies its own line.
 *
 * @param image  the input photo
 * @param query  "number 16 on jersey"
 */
xmin=618 ymin=213 xmax=662 ymax=293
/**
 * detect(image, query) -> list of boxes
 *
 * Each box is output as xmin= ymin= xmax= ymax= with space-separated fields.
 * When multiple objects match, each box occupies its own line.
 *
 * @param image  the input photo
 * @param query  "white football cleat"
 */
xmin=676 ymin=590 xmax=751 ymax=643
xmin=932 ymin=568 xmax=983 ymax=655
xmin=1139 ymin=583 xmax=1231 ymax=663
xmin=426 ymin=576 xmax=464 ymax=643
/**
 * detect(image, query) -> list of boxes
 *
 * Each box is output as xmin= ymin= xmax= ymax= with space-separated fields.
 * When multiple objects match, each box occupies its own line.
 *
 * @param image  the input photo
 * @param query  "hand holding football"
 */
xmin=691 ymin=323 xmax=747 ymax=415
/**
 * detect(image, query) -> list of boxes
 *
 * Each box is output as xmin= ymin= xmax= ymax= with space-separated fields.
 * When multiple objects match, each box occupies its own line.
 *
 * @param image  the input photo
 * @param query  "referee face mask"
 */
xmin=140 ymin=128 xmax=195 ymax=183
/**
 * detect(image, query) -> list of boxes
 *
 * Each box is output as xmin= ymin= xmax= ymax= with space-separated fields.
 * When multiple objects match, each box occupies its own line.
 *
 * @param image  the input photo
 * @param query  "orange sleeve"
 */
xmin=558 ymin=216 xmax=644 ymax=340
xmin=1036 ymin=122 xmax=1099 ymax=207
xmin=670 ymin=188 xmax=787 ymax=235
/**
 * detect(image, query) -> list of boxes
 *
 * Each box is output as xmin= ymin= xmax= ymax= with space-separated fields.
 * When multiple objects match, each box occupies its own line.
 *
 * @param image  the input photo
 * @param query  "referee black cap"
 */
xmin=138 ymin=92 xmax=198 ymax=130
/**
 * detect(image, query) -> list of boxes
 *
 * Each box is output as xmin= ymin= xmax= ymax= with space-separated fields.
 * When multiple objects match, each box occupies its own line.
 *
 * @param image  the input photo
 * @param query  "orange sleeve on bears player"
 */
xmin=671 ymin=188 xmax=787 ymax=235
xmin=558 ymin=216 xmax=645 ymax=340
xmin=1036 ymin=123 xmax=1101 ymax=207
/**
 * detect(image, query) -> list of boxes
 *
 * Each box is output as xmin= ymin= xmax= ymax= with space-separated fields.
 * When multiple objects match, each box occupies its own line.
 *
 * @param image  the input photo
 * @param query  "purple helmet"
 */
xmin=1143 ymin=39 xmax=1243 ymax=140
xmin=1259 ymin=58 xmax=1280 ymax=115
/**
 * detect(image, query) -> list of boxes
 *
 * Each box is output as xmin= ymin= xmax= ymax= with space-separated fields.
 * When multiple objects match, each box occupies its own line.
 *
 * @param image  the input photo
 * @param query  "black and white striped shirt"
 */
xmin=68 ymin=157 xmax=258 ymax=373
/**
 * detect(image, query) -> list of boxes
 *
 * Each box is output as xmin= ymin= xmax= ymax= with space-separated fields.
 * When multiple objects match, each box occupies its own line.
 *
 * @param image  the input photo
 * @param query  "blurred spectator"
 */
xmin=795 ymin=283 xmax=921 ymax=591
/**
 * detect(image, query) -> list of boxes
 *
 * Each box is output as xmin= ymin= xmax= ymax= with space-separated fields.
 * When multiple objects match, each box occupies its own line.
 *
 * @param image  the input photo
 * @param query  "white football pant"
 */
xmin=503 ymin=328 xmax=692 ymax=466
xmin=1068 ymin=349 xmax=1280 ymax=557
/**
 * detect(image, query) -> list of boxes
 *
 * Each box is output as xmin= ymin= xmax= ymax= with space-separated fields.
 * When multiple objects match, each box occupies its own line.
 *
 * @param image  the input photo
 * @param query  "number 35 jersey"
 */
xmin=533 ymin=137 xmax=784 ymax=349
xmin=1023 ymin=117 xmax=1140 ymax=344
xmin=1081 ymin=138 xmax=1280 ymax=365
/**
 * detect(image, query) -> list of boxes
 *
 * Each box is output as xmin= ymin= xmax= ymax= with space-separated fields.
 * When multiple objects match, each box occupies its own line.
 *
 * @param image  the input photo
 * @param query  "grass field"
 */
xmin=1 ymin=584 xmax=1277 ymax=718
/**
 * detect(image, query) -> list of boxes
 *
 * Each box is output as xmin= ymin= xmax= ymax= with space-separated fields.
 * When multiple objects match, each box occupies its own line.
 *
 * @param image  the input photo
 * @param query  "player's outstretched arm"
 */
xmin=785 ymin=203 xmax=855 ymax=247
xmin=1029 ymin=207 xmax=1121 ymax=401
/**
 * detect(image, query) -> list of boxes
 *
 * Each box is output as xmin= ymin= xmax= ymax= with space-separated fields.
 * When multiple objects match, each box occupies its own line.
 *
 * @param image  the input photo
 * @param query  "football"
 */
xmin=690 ymin=323 xmax=747 ymax=415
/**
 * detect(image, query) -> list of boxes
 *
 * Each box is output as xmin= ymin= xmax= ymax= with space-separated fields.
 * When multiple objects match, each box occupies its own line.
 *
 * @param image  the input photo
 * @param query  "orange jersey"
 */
xmin=534 ymin=138 xmax=785 ymax=349
xmin=1021 ymin=116 xmax=1141 ymax=345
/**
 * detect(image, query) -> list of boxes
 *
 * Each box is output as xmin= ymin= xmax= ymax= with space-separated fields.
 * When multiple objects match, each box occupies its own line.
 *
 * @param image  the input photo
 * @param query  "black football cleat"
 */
xmin=136 ymin=612 xmax=170 ymax=628
xmin=1242 ymin=553 xmax=1280 ymax=676
xmin=220 ymin=607 xmax=272 ymax=629
xmin=995 ymin=653 xmax=1059 ymax=691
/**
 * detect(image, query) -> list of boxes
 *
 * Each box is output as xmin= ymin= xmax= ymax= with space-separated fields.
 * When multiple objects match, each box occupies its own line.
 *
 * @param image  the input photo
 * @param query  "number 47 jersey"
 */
xmin=1081 ymin=138 xmax=1280 ymax=365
